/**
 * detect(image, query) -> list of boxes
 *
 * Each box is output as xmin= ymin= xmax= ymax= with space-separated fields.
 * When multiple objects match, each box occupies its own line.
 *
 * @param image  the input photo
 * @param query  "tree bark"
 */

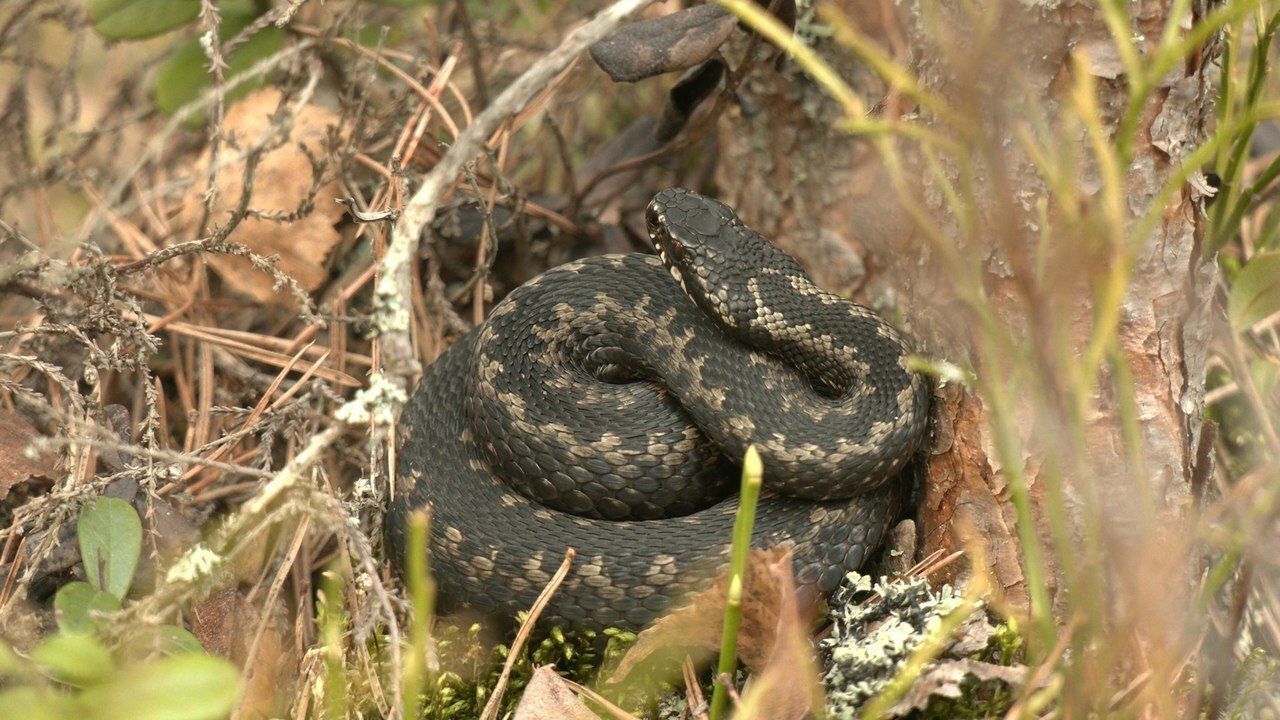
xmin=716 ymin=0 xmax=1217 ymax=629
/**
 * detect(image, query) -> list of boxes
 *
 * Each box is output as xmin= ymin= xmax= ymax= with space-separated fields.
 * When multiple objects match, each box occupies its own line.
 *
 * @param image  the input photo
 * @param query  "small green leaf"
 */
xmin=1228 ymin=251 xmax=1280 ymax=332
xmin=78 ymin=654 xmax=241 ymax=720
xmin=123 ymin=625 xmax=206 ymax=659
xmin=54 ymin=582 xmax=121 ymax=635
xmin=77 ymin=497 xmax=142 ymax=601
xmin=0 ymin=687 xmax=83 ymax=720
xmin=86 ymin=0 xmax=200 ymax=40
xmin=31 ymin=634 xmax=114 ymax=686
xmin=158 ymin=626 xmax=206 ymax=655
xmin=154 ymin=27 xmax=286 ymax=118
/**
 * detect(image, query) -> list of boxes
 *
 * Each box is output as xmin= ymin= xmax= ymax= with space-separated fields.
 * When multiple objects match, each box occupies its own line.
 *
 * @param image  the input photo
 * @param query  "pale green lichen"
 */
xmin=820 ymin=572 xmax=970 ymax=717
xmin=335 ymin=374 xmax=408 ymax=426
xmin=370 ymin=292 xmax=412 ymax=335
xmin=163 ymin=544 xmax=221 ymax=585
xmin=368 ymin=245 xmax=414 ymax=337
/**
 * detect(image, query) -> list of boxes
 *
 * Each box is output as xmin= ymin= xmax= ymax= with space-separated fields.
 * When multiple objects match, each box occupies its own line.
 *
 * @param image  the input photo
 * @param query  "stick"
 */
xmin=478 ymin=549 xmax=576 ymax=720
xmin=373 ymin=0 xmax=653 ymax=392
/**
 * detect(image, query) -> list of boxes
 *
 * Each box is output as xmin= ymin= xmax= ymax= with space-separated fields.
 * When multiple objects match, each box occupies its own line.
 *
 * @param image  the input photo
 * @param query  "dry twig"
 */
xmin=373 ymin=0 xmax=654 ymax=392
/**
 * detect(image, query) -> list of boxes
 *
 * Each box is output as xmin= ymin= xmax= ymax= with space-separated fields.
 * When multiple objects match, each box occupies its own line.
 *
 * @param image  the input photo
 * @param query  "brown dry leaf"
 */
xmin=512 ymin=666 xmax=602 ymax=720
xmin=589 ymin=5 xmax=736 ymax=82
xmin=0 ymin=409 xmax=56 ymax=501
xmin=884 ymin=659 xmax=1027 ymax=717
xmin=191 ymin=588 xmax=247 ymax=658
xmin=180 ymin=88 xmax=344 ymax=305
xmin=191 ymin=588 xmax=294 ymax=719
xmin=607 ymin=547 xmax=815 ymax=688
xmin=731 ymin=552 xmax=823 ymax=720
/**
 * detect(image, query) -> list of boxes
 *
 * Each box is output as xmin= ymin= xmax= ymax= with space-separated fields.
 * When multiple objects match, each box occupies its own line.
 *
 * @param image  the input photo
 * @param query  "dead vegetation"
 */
xmin=3 ymin=0 xmax=1280 ymax=719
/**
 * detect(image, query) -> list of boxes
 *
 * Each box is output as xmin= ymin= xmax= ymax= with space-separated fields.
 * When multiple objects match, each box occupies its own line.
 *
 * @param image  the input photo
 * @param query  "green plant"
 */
xmin=713 ymin=0 xmax=1280 ymax=716
xmin=0 ymin=498 xmax=240 ymax=720
xmin=84 ymin=0 xmax=432 ymax=119
xmin=708 ymin=445 xmax=763 ymax=720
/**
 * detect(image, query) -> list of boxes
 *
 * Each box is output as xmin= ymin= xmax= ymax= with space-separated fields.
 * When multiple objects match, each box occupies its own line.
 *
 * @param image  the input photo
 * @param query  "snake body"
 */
xmin=387 ymin=188 xmax=929 ymax=631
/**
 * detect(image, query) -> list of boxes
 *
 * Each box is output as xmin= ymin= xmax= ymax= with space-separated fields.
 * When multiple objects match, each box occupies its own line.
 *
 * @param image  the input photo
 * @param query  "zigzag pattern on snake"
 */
xmin=386 ymin=188 xmax=930 ymax=630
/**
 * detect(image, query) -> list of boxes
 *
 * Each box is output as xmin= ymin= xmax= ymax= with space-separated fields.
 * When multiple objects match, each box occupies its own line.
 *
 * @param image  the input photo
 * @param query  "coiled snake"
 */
xmin=387 ymin=188 xmax=930 ymax=631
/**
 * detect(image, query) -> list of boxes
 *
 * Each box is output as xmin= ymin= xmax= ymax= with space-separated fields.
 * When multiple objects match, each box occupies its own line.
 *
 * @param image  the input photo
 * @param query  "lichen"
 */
xmin=334 ymin=374 xmax=408 ymax=426
xmin=163 ymin=544 xmax=221 ymax=585
xmin=820 ymin=572 xmax=979 ymax=718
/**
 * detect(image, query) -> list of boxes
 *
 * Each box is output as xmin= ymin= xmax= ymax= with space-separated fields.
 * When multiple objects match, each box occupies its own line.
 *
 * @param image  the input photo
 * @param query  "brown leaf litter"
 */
xmin=0 ymin=409 xmax=57 ymax=502
xmin=177 ymin=88 xmax=345 ymax=305
xmin=605 ymin=547 xmax=824 ymax=719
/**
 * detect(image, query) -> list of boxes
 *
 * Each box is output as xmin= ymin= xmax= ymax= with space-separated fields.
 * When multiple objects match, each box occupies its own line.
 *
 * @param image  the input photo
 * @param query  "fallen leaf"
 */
xmin=0 ymin=409 xmax=56 ymax=501
xmin=657 ymin=59 xmax=725 ymax=142
xmin=607 ymin=548 xmax=817 ymax=688
xmin=512 ymin=666 xmax=601 ymax=720
xmin=126 ymin=493 xmax=202 ymax=595
xmin=191 ymin=588 xmax=293 ymax=719
xmin=575 ymin=59 xmax=725 ymax=208
xmin=589 ymin=5 xmax=736 ymax=83
xmin=733 ymin=548 xmax=824 ymax=720
xmin=884 ymin=659 xmax=1028 ymax=717
xmin=191 ymin=589 xmax=248 ymax=658
xmin=180 ymin=88 xmax=345 ymax=306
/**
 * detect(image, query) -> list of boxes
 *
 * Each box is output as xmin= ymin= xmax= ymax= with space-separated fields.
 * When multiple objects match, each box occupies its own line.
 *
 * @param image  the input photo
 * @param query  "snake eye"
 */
xmin=645 ymin=202 xmax=662 ymax=232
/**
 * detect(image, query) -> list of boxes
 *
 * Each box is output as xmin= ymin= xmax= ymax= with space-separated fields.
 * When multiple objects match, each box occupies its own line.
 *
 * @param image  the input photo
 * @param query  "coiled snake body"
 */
xmin=387 ymin=189 xmax=929 ymax=631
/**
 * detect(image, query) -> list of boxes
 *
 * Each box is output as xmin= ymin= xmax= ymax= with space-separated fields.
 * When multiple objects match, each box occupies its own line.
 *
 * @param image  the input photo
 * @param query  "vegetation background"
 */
xmin=2 ymin=0 xmax=1280 ymax=718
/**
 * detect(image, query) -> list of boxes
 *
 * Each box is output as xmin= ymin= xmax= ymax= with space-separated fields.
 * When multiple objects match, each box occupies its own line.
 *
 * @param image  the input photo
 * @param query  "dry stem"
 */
xmin=372 ymin=0 xmax=653 ymax=393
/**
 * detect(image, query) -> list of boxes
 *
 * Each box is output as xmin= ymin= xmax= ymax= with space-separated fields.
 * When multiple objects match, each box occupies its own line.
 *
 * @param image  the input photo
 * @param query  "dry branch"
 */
xmin=373 ymin=0 xmax=654 ymax=393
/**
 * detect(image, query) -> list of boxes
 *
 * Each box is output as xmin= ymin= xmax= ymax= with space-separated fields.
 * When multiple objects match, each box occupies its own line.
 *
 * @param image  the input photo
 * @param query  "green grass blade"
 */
xmin=708 ymin=446 xmax=764 ymax=720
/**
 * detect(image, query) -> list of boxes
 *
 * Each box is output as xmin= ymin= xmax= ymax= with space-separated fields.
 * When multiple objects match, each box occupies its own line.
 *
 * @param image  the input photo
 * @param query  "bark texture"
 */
xmin=716 ymin=0 xmax=1217 ymax=617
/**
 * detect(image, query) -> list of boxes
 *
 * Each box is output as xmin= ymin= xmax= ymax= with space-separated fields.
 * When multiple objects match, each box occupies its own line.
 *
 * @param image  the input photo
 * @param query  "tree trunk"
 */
xmin=716 ymin=0 xmax=1216 ymax=647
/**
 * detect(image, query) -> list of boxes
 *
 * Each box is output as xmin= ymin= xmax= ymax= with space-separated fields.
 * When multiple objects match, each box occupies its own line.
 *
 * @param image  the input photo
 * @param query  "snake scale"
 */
xmin=386 ymin=188 xmax=930 ymax=631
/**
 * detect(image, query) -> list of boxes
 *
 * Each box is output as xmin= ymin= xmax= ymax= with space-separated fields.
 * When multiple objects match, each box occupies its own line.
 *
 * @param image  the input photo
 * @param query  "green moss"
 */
xmin=1217 ymin=649 xmax=1280 ymax=720
xmin=403 ymin=621 xmax=638 ymax=719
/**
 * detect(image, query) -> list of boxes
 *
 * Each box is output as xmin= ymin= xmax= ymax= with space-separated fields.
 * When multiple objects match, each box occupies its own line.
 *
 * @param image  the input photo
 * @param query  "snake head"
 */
xmin=646 ymin=187 xmax=805 ymax=333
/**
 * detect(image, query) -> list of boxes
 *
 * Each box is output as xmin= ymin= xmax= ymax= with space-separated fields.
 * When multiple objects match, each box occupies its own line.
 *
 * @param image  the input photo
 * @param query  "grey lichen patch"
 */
xmin=164 ymin=543 xmax=222 ymax=585
xmin=335 ymin=374 xmax=409 ymax=426
xmin=370 ymin=274 xmax=413 ymax=334
xmin=820 ymin=572 xmax=995 ymax=718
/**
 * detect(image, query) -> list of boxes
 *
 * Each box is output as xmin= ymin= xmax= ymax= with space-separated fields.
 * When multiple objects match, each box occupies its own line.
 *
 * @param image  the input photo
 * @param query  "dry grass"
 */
xmin=1 ymin=0 xmax=1280 ymax=719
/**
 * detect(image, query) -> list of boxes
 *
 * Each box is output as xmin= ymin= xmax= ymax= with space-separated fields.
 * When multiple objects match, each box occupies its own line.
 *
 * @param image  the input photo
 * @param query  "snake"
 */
xmin=386 ymin=188 xmax=930 ymax=631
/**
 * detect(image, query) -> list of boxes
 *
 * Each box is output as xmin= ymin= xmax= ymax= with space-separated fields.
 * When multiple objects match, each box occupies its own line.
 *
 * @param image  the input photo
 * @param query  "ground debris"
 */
xmin=820 ymin=572 xmax=1019 ymax=718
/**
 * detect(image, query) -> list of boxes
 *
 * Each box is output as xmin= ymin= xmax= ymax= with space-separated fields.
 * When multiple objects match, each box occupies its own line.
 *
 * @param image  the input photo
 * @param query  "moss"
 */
xmin=1217 ymin=649 xmax=1280 ymax=720
xmin=407 ymin=621 xmax=638 ymax=719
